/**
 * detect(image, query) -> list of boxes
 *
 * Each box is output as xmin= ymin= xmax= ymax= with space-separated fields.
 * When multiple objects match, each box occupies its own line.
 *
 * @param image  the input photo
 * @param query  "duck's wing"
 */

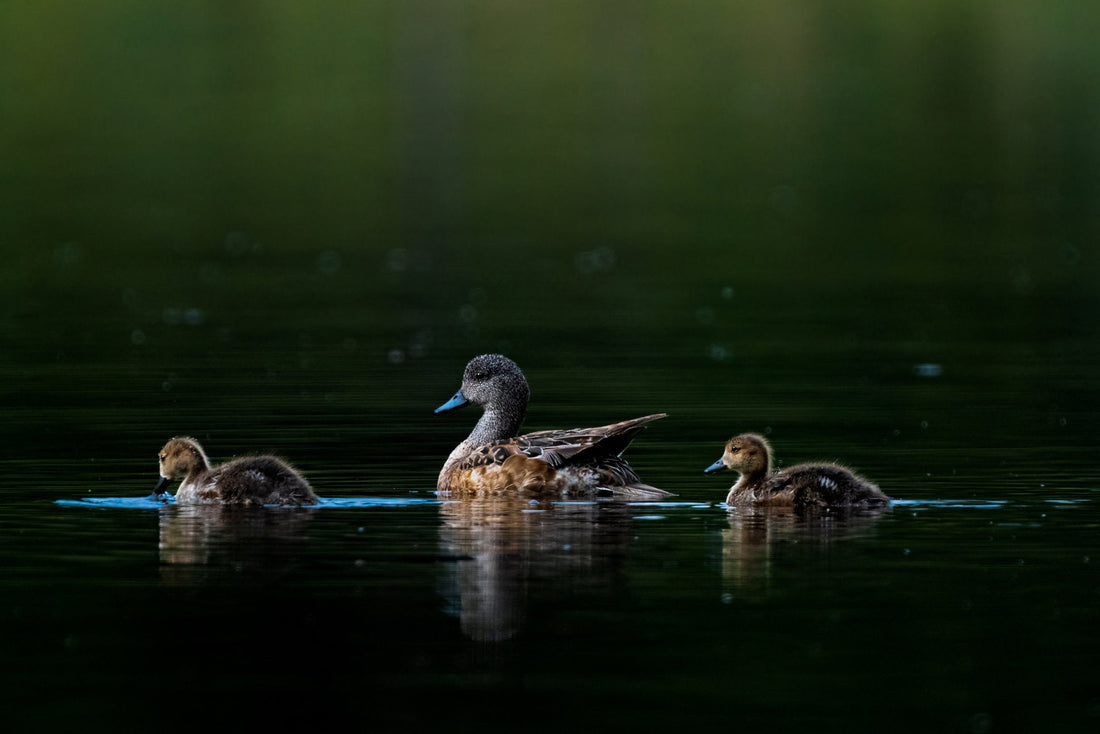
xmin=445 ymin=414 xmax=670 ymax=498
xmin=514 ymin=413 xmax=667 ymax=468
xmin=450 ymin=414 xmax=667 ymax=472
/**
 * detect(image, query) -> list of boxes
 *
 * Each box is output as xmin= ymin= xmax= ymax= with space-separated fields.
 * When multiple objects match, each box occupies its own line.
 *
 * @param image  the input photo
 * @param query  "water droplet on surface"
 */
xmin=55 ymin=242 xmax=82 ymax=267
xmin=968 ymin=712 xmax=993 ymax=734
xmin=913 ymin=363 xmax=942 ymax=378
xmin=769 ymin=184 xmax=798 ymax=217
xmin=317 ymin=250 xmax=342 ymax=275
xmin=574 ymin=246 xmax=616 ymax=274
xmin=224 ymin=231 xmax=249 ymax=256
xmin=200 ymin=263 xmax=223 ymax=286
xmin=387 ymin=248 xmax=408 ymax=272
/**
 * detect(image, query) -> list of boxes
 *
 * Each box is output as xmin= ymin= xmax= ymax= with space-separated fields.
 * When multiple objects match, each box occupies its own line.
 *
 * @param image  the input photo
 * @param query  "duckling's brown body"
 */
xmin=155 ymin=437 xmax=318 ymax=507
xmin=705 ymin=433 xmax=890 ymax=508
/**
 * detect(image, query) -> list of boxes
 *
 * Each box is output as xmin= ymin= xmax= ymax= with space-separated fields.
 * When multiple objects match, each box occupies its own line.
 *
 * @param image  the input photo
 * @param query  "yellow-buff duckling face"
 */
xmin=154 ymin=437 xmax=208 ymax=494
xmin=704 ymin=433 xmax=772 ymax=476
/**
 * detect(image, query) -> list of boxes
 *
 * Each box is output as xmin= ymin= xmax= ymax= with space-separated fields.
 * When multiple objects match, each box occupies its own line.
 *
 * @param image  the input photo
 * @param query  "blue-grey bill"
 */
xmin=434 ymin=391 xmax=469 ymax=413
xmin=704 ymin=458 xmax=726 ymax=474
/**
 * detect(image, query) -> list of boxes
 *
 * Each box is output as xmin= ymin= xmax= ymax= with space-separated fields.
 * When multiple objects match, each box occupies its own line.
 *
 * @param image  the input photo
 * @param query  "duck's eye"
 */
xmin=158 ymin=454 xmax=165 ymax=461
xmin=729 ymin=446 xmax=740 ymax=453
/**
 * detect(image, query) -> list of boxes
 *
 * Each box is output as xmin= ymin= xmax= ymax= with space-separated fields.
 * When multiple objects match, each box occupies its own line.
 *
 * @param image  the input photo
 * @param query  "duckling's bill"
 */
xmin=704 ymin=458 xmax=726 ymax=474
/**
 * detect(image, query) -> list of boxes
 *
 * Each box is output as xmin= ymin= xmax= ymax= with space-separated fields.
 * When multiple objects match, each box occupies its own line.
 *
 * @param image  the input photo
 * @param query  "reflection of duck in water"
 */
xmin=438 ymin=495 xmax=635 ymax=642
xmin=154 ymin=437 xmax=319 ymax=506
xmin=434 ymin=354 xmax=668 ymax=498
xmin=704 ymin=433 xmax=890 ymax=508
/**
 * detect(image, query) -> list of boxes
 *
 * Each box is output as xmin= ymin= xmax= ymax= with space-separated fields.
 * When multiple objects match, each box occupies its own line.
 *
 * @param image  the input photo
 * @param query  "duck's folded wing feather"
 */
xmin=515 ymin=413 xmax=667 ymax=467
xmin=452 ymin=414 xmax=667 ymax=472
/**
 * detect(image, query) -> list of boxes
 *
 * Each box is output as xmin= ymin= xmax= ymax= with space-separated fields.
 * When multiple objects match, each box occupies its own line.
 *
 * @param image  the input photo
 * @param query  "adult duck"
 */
xmin=435 ymin=354 xmax=667 ymax=499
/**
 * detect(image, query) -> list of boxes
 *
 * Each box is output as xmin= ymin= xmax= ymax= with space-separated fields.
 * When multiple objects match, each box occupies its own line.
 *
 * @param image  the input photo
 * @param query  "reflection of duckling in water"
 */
xmin=704 ymin=433 xmax=890 ymax=508
xmin=154 ymin=437 xmax=319 ymax=506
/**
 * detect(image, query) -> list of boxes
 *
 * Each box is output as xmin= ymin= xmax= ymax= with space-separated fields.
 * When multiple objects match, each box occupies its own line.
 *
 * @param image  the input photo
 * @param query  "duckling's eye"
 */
xmin=158 ymin=454 xmax=166 ymax=461
xmin=729 ymin=446 xmax=740 ymax=453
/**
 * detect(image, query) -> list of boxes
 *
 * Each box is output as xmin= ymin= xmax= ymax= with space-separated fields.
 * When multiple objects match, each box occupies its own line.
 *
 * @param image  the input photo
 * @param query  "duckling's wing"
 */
xmin=215 ymin=456 xmax=316 ymax=505
xmin=516 ymin=413 xmax=667 ymax=468
xmin=769 ymin=463 xmax=885 ymax=507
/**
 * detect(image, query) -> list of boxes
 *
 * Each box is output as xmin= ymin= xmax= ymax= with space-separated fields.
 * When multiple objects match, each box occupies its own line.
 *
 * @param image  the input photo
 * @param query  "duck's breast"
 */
xmin=441 ymin=452 xmax=612 ymax=496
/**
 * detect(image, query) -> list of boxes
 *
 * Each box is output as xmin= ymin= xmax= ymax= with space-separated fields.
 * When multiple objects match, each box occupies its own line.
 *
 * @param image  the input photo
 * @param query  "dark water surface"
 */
xmin=3 ymin=3 xmax=1100 ymax=733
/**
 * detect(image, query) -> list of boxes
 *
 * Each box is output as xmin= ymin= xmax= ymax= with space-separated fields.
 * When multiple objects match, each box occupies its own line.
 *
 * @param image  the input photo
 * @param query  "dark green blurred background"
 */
xmin=1 ymin=2 xmax=1097 ymax=469
xmin=5 ymin=2 xmax=1097 ymax=262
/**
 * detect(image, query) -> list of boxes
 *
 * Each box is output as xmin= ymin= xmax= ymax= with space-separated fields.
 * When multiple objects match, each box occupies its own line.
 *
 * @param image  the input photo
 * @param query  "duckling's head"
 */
xmin=704 ymin=433 xmax=773 ymax=477
xmin=435 ymin=354 xmax=530 ymax=414
xmin=155 ymin=437 xmax=211 ymax=494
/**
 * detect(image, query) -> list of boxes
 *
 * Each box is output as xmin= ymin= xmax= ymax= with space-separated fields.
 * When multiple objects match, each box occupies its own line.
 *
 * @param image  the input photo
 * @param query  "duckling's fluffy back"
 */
xmin=208 ymin=455 xmax=319 ymax=506
xmin=761 ymin=462 xmax=889 ymax=507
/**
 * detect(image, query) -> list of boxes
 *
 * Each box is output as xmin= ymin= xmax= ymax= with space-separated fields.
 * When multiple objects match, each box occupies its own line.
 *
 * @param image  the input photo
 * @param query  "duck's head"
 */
xmin=155 ymin=437 xmax=210 ymax=494
xmin=435 ymin=354 xmax=530 ymax=414
xmin=704 ymin=433 xmax=772 ymax=476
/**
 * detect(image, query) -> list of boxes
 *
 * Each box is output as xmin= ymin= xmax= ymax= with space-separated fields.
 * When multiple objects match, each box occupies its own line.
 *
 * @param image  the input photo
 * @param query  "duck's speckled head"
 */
xmin=435 ymin=354 xmax=530 ymax=414
xmin=704 ymin=433 xmax=773 ymax=476
xmin=155 ymin=437 xmax=210 ymax=494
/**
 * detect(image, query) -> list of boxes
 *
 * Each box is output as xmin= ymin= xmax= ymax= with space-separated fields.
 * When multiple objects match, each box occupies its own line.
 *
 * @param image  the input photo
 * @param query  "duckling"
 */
xmin=435 ymin=354 xmax=668 ymax=498
xmin=154 ymin=437 xmax=319 ymax=506
xmin=704 ymin=433 xmax=889 ymax=508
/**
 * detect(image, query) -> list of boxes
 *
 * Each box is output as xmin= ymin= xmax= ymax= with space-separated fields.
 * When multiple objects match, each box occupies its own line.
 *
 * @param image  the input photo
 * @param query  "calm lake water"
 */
xmin=3 ymin=3 xmax=1100 ymax=733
